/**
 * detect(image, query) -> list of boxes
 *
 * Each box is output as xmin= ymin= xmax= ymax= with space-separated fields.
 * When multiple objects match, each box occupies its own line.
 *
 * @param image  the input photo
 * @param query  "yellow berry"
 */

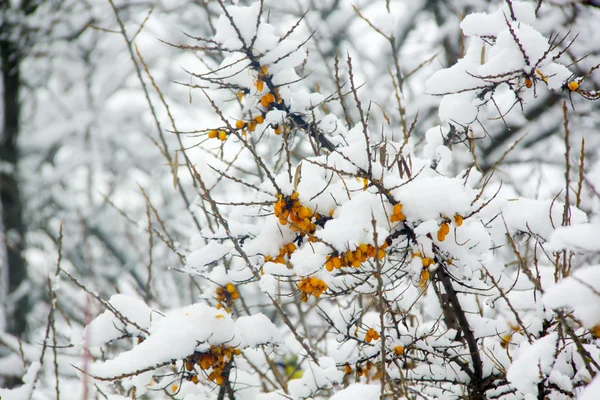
xmin=235 ymin=120 xmax=245 ymax=129
xmin=437 ymin=230 xmax=446 ymax=242
xmin=440 ymin=222 xmax=450 ymax=235
xmin=454 ymin=215 xmax=463 ymax=226
xmin=218 ymin=131 xmax=227 ymax=141
xmin=332 ymin=257 xmax=342 ymax=269
xmin=255 ymin=80 xmax=264 ymax=92
xmin=393 ymin=345 xmax=404 ymax=356
xmin=255 ymin=115 xmax=264 ymax=124
xmin=568 ymin=81 xmax=579 ymax=91
xmin=208 ymin=130 xmax=218 ymax=139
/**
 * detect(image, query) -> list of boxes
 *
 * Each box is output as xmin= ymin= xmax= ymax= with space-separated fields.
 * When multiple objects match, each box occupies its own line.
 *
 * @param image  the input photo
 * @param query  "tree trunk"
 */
xmin=0 ymin=8 xmax=28 ymax=337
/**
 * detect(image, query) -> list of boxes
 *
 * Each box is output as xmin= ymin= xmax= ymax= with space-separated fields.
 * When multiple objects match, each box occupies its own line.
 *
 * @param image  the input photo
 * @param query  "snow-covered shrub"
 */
xmin=2 ymin=0 xmax=600 ymax=399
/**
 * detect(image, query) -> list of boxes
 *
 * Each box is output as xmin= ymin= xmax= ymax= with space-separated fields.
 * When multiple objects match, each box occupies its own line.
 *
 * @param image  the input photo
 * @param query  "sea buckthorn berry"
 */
xmin=440 ymin=222 xmax=450 ymax=235
xmin=524 ymin=77 xmax=532 ymax=88
xmin=390 ymin=203 xmax=406 ymax=222
xmin=247 ymin=120 xmax=257 ymax=132
xmin=365 ymin=328 xmax=380 ymax=343
xmin=218 ymin=131 xmax=228 ymax=141
xmin=393 ymin=345 xmax=404 ymax=356
xmin=420 ymin=269 xmax=430 ymax=285
xmin=454 ymin=215 xmax=463 ymax=226
xmin=235 ymin=120 xmax=245 ymax=129
xmin=255 ymin=79 xmax=264 ymax=92
xmin=208 ymin=130 xmax=218 ymax=139
xmin=437 ymin=222 xmax=450 ymax=241
xmin=332 ymin=257 xmax=342 ymax=269
xmin=225 ymin=283 xmax=236 ymax=294
xmin=286 ymin=243 xmax=297 ymax=254
xmin=254 ymin=115 xmax=264 ymax=124
xmin=568 ymin=81 xmax=579 ymax=91
xmin=191 ymin=375 xmax=199 ymax=384
xmin=344 ymin=364 xmax=352 ymax=375
xmin=325 ymin=258 xmax=334 ymax=272
xmin=265 ymin=93 xmax=276 ymax=106
xmin=273 ymin=124 xmax=282 ymax=135
xmin=298 ymin=276 xmax=328 ymax=301
xmin=422 ymin=257 xmax=433 ymax=268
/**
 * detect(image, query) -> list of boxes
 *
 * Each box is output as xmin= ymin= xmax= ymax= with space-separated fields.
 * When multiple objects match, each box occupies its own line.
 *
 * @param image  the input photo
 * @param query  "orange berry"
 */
xmin=255 ymin=115 xmax=264 ymax=124
xmin=568 ymin=81 xmax=579 ymax=91
xmin=218 ymin=131 xmax=227 ymax=141
xmin=208 ymin=130 xmax=218 ymax=139
xmin=235 ymin=120 xmax=245 ymax=129
xmin=332 ymin=257 xmax=342 ymax=269
xmin=255 ymin=79 xmax=264 ymax=92
xmin=437 ymin=230 xmax=446 ymax=242
xmin=440 ymin=222 xmax=450 ymax=235
xmin=325 ymin=259 xmax=334 ymax=272
xmin=454 ymin=215 xmax=463 ymax=226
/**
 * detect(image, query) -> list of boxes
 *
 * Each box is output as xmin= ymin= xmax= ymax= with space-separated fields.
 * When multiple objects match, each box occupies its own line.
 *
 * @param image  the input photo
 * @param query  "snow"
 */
xmin=186 ymin=241 xmax=232 ymax=269
xmin=543 ymin=266 xmax=600 ymax=328
xmin=288 ymin=357 xmax=345 ymax=398
xmin=331 ymin=383 xmax=382 ymax=400
xmin=579 ymin=375 xmax=600 ymax=400
xmin=81 ymin=294 xmax=154 ymax=346
xmin=0 ymin=362 xmax=40 ymax=400
xmin=506 ymin=333 xmax=557 ymax=396
xmin=548 ymin=224 xmax=600 ymax=252
xmin=88 ymin=303 xmax=282 ymax=379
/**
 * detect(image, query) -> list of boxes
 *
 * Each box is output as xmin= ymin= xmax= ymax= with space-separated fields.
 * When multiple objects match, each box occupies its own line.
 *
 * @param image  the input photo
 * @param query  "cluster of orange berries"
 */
xmin=207 ymin=129 xmax=229 ymax=141
xmin=342 ymin=346 xmax=404 ymax=378
xmin=344 ymin=361 xmax=382 ymax=379
xmin=215 ymin=283 xmax=239 ymax=313
xmin=324 ymin=242 xmax=388 ymax=272
xmin=412 ymin=252 xmax=434 ymax=286
xmin=365 ymin=327 xmax=380 ymax=343
xmin=254 ymin=65 xmax=268 ymax=92
xmin=253 ymin=65 xmax=282 ymax=110
xmin=183 ymin=346 xmax=241 ymax=386
xmin=436 ymin=214 xmax=463 ymax=242
xmin=264 ymin=242 xmax=297 ymax=264
xmin=273 ymin=192 xmax=317 ymax=236
xmin=298 ymin=276 xmax=328 ymax=302
xmin=390 ymin=203 xmax=406 ymax=223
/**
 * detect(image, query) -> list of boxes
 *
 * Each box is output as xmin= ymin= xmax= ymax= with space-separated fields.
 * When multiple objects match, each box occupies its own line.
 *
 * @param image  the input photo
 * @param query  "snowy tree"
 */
xmin=1 ymin=0 xmax=600 ymax=399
